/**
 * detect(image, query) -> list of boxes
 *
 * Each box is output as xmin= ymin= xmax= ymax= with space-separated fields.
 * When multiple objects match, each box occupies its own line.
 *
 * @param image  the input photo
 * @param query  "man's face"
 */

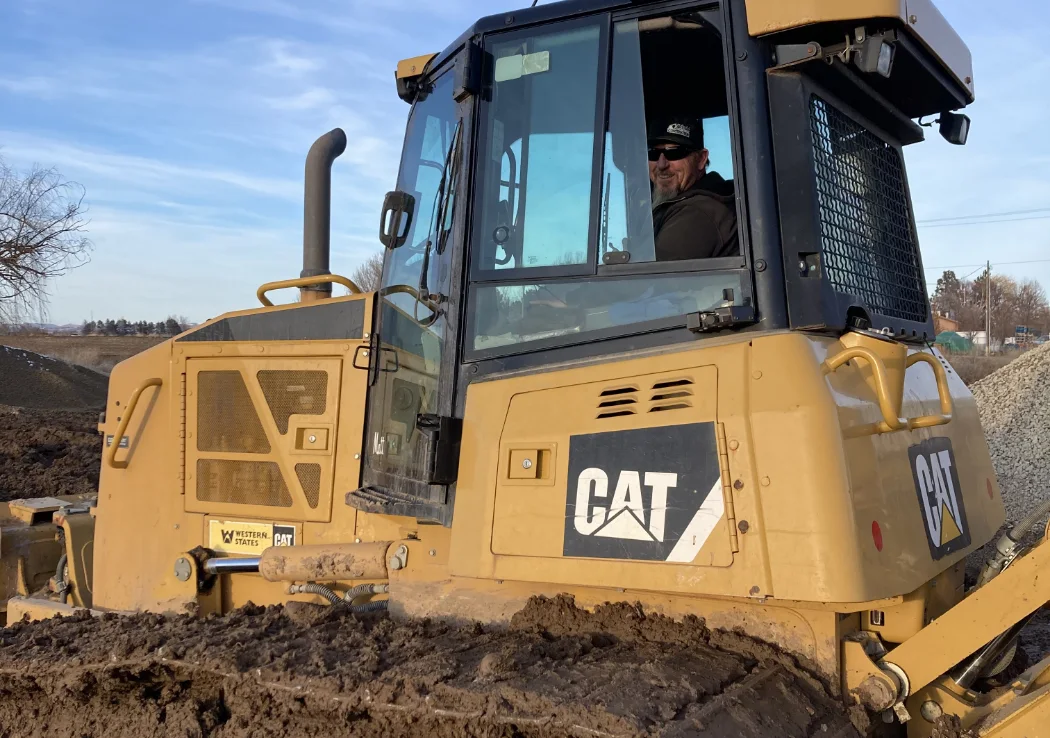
xmin=649 ymin=144 xmax=710 ymax=200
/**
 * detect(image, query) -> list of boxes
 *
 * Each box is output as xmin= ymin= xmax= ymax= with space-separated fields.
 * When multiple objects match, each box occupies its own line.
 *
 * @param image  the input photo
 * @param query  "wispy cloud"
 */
xmin=1 ymin=0 xmax=1047 ymax=323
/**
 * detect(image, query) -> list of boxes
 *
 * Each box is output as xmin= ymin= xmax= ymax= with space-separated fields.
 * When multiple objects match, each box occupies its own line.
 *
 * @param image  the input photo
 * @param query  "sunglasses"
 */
xmin=648 ymin=146 xmax=693 ymax=162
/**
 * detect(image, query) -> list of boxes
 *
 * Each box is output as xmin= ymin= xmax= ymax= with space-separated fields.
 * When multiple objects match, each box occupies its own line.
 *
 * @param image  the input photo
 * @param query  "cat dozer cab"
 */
xmin=10 ymin=0 xmax=1050 ymax=734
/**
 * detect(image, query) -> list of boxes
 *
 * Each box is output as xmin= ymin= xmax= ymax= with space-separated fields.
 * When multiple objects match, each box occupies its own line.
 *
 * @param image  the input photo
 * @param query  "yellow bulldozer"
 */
xmin=3 ymin=0 xmax=1049 ymax=734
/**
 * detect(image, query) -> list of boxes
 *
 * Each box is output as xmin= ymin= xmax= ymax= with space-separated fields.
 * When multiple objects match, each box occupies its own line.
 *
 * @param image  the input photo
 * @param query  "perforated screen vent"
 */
xmin=257 ymin=370 xmax=328 ymax=434
xmin=197 ymin=371 xmax=270 ymax=453
xmin=195 ymin=459 xmax=293 ymax=507
xmin=295 ymin=463 xmax=321 ymax=509
xmin=809 ymin=96 xmax=927 ymax=323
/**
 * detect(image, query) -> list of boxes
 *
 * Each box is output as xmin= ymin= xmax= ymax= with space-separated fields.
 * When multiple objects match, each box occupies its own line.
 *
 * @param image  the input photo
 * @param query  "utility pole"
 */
xmin=985 ymin=260 xmax=991 ymax=356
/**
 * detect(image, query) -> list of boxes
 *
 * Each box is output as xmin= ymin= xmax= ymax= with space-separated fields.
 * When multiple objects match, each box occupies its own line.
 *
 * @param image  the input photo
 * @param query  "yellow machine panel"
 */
xmin=744 ymin=0 xmax=974 ymax=98
xmin=450 ymin=331 xmax=1002 ymax=607
xmin=91 ymin=295 xmax=374 ymax=613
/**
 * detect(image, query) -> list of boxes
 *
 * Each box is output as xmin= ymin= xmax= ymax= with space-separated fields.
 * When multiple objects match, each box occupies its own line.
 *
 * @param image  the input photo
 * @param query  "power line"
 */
xmin=917 ymin=207 xmax=1050 ymax=224
xmin=923 ymin=259 xmax=1050 ymax=271
xmin=919 ymin=214 xmax=1050 ymax=229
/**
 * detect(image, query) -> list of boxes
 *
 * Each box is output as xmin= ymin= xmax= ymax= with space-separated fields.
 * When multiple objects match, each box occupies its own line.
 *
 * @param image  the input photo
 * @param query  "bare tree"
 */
xmin=0 ymin=156 xmax=91 ymax=321
xmin=350 ymin=252 xmax=384 ymax=293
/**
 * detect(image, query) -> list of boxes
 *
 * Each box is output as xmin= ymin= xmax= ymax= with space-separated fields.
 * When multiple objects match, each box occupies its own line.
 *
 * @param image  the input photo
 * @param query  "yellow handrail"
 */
xmin=904 ymin=352 xmax=953 ymax=429
xmin=822 ymin=348 xmax=952 ymax=435
xmin=257 ymin=274 xmax=362 ymax=306
xmin=105 ymin=377 xmax=162 ymax=470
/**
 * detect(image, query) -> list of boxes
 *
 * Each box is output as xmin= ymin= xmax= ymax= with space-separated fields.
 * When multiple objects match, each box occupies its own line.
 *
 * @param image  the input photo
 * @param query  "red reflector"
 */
xmin=872 ymin=521 xmax=884 ymax=552
xmin=987 ymin=479 xmax=995 ymax=500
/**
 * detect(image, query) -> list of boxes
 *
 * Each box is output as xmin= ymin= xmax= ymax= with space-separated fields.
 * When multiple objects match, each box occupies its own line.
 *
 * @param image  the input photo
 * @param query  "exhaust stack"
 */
xmin=301 ymin=128 xmax=347 ymax=302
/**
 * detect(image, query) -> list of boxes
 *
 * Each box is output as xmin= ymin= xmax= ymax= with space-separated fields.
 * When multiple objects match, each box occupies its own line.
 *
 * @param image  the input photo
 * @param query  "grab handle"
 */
xmin=822 ymin=348 xmax=952 ymax=435
xmin=105 ymin=377 xmax=162 ymax=470
xmin=257 ymin=274 xmax=362 ymax=306
xmin=903 ymin=352 xmax=953 ymax=429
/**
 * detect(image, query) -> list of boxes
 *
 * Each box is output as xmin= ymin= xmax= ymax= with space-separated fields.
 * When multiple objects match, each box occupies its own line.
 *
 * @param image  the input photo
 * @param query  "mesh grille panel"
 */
xmin=295 ymin=463 xmax=322 ymax=509
xmin=257 ymin=371 xmax=328 ymax=434
xmin=197 ymin=371 xmax=270 ymax=453
xmin=196 ymin=459 xmax=292 ymax=507
xmin=809 ymin=96 xmax=927 ymax=323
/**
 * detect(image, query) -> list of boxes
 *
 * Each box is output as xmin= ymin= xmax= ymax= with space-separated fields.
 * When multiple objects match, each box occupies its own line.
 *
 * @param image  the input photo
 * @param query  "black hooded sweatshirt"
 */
xmin=652 ymin=171 xmax=738 ymax=261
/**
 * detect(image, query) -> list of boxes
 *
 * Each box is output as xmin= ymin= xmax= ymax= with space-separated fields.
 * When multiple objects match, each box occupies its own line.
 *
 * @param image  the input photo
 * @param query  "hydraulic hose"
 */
xmin=53 ymin=554 xmax=69 ymax=605
xmin=349 ymin=600 xmax=388 ymax=614
xmin=343 ymin=582 xmax=389 ymax=604
xmin=977 ymin=497 xmax=1050 ymax=587
xmin=288 ymin=582 xmax=343 ymax=605
xmin=1009 ymin=498 xmax=1050 ymax=541
xmin=958 ymin=496 xmax=1050 ymax=686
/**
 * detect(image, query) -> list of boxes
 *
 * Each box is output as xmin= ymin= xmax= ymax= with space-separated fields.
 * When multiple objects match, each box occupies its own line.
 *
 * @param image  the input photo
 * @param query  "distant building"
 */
xmin=934 ymin=314 xmax=960 ymax=334
xmin=961 ymin=330 xmax=1002 ymax=352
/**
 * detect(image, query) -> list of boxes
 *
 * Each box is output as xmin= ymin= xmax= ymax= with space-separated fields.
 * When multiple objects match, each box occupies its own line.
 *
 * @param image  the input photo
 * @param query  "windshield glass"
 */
xmin=474 ymin=21 xmax=602 ymax=273
xmin=468 ymin=12 xmax=749 ymax=357
xmin=474 ymin=273 xmax=743 ymax=351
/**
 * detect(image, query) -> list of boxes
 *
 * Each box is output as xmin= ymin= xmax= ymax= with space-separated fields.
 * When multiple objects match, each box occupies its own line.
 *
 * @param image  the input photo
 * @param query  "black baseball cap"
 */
xmin=648 ymin=117 xmax=705 ymax=150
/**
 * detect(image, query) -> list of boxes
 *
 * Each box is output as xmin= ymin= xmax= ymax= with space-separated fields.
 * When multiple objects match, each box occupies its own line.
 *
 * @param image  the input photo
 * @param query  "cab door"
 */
xmin=350 ymin=58 xmax=470 ymax=525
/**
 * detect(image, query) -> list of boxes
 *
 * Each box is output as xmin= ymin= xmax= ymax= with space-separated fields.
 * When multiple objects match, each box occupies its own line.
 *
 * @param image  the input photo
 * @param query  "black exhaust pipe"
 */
xmin=301 ymin=128 xmax=347 ymax=298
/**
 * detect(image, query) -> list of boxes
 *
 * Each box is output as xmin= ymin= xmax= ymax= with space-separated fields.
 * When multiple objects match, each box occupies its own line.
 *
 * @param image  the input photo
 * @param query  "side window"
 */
xmin=475 ymin=22 xmax=603 ymax=273
xmin=600 ymin=15 xmax=738 ymax=266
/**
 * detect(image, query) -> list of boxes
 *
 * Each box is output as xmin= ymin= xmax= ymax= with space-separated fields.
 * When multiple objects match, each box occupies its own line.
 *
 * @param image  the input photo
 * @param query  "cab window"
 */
xmin=470 ymin=10 xmax=747 ymax=356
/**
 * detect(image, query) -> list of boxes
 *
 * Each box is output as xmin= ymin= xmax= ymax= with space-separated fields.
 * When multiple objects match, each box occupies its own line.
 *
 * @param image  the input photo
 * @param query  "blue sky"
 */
xmin=0 ymin=0 xmax=1047 ymax=324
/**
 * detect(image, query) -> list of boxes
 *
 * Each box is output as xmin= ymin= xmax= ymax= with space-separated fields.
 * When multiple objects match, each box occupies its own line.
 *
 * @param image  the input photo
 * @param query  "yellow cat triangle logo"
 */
xmin=939 ymin=502 xmax=963 ymax=546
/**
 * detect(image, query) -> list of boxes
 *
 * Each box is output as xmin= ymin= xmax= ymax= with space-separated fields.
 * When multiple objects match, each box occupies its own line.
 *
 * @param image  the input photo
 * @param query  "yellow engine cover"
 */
xmin=449 ymin=331 xmax=1003 ymax=605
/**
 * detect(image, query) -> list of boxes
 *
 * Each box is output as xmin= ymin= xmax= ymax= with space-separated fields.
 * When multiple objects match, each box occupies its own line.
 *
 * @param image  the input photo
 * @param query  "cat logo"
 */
xmin=563 ymin=423 xmax=724 ymax=562
xmin=908 ymin=438 xmax=970 ymax=560
xmin=574 ymin=469 xmax=678 ymax=542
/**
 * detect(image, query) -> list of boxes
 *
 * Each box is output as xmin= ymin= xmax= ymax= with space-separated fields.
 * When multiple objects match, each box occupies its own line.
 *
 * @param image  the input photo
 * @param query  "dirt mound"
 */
xmin=0 ymin=408 xmax=101 ymax=502
xmin=0 ymin=596 xmax=865 ymax=738
xmin=0 ymin=345 xmax=107 ymax=410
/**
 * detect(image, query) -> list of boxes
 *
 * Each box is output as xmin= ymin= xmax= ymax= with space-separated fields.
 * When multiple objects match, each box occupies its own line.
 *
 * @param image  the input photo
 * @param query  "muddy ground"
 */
xmin=0 ymin=408 xmax=101 ymax=503
xmin=0 ymin=596 xmax=866 ymax=738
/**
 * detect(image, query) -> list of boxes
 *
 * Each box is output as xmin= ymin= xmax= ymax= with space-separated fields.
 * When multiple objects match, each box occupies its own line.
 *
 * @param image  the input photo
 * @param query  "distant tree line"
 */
xmin=932 ymin=270 xmax=1049 ymax=344
xmin=81 ymin=316 xmax=190 ymax=337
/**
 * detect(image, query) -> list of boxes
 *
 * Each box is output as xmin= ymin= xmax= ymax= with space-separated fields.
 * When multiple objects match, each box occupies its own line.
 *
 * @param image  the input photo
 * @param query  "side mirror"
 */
xmin=379 ymin=190 xmax=415 ymax=249
xmin=939 ymin=112 xmax=971 ymax=146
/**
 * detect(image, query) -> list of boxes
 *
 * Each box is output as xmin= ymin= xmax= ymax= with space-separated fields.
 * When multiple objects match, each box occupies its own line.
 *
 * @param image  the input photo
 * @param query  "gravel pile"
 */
xmin=972 ymin=342 xmax=1050 ymax=525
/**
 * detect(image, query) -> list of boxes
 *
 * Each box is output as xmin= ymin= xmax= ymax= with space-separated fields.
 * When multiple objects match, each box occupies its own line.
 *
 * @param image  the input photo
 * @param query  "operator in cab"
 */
xmin=648 ymin=118 xmax=738 ymax=261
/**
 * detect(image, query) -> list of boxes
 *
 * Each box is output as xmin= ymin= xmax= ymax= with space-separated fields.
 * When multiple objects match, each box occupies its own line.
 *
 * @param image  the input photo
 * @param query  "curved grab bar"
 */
xmin=257 ymin=274 xmax=362 ymax=306
xmin=105 ymin=377 xmax=162 ymax=470
xmin=379 ymin=284 xmax=441 ymax=325
xmin=904 ymin=352 xmax=953 ymax=429
xmin=822 ymin=348 xmax=953 ymax=434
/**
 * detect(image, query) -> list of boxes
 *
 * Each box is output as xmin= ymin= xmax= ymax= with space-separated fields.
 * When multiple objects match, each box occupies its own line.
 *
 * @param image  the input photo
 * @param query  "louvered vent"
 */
xmin=596 ymin=385 xmax=639 ymax=419
xmin=649 ymin=378 xmax=694 ymax=413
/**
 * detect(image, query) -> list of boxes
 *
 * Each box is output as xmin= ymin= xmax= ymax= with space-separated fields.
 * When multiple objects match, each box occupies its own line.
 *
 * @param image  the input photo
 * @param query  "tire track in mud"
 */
xmin=0 ymin=597 xmax=866 ymax=738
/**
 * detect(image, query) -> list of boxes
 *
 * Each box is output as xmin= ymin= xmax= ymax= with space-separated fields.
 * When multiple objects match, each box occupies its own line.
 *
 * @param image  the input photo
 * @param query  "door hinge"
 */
xmin=716 ymin=424 xmax=739 ymax=553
